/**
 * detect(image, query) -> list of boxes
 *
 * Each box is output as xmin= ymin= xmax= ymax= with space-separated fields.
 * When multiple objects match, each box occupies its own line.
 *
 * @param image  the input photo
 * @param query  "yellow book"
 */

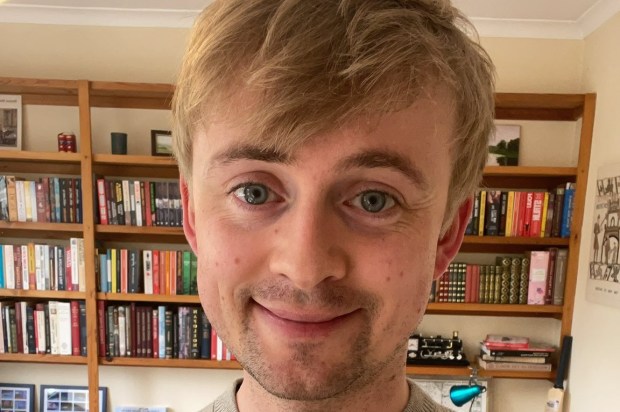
xmin=165 ymin=250 xmax=171 ymax=295
xmin=478 ymin=190 xmax=487 ymax=236
xmin=27 ymin=242 xmax=36 ymax=290
xmin=505 ymin=191 xmax=515 ymax=237
xmin=540 ymin=192 xmax=550 ymax=238
xmin=111 ymin=248 xmax=117 ymax=293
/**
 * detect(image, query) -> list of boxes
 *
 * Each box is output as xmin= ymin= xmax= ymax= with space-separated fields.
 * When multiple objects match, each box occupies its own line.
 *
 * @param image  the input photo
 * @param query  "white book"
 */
xmin=34 ymin=244 xmax=43 ymax=290
xmin=48 ymin=301 xmax=59 ymax=355
xmin=158 ymin=306 xmax=166 ymax=359
xmin=15 ymin=180 xmax=26 ymax=222
xmin=29 ymin=180 xmax=37 ymax=222
xmin=36 ymin=308 xmax=46 ymax=354
xmin=3 ymin=305 xmax=11 ymax=353
xmin=77 ymin=238 xmax=85 ymax=292
xmin=20 ymin=245 xmax=29 ymax=290
xmin=70 ymin=238 xmax=79 ymax=291
xmin=20 ymin=301 xmax=28 ymax=354
xmin=134 ymin=180 xmax=142 ymax=226
xmin=42 ymin=245 xmax=50 ymax=290
xmin=4 ymin=245 xmax=15 ymax=289
xmin=122 ymin=180 xmax=131 ymax=226
xmin=56 ymin=301 xmax=72 ymax=355
xmin=143 ymin=250 xmax=153 ymax=294
xmin=217 ymin=335 xmax=223 ymax=361
xmin=118 ymin=306 xmax=126 ymax=356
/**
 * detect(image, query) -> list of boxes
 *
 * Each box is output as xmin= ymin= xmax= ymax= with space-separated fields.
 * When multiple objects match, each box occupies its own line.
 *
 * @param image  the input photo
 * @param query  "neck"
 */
xmin=236 ymin=362 xmax=410 ymax=412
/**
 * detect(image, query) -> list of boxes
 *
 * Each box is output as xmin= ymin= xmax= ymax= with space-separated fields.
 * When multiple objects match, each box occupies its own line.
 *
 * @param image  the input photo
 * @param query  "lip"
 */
xmin=252 ymin=300 xmax=359 ymax=339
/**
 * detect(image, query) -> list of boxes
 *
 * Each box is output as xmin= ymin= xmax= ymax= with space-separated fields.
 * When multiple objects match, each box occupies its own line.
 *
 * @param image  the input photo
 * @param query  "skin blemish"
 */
xmin=234 ymin=257 xmax=241 ymax=265
xmin=274 ymin=228 xmax=279 ymax=234
xmin=399 ymin=271 xmax=404 ymax=278
xmin=386 ymin=276 xmax=391 ymax=282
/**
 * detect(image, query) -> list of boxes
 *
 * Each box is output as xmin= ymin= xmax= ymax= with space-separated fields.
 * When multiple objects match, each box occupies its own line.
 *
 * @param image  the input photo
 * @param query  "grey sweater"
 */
xmin=199 ymin=378 xmax=453 ymax=412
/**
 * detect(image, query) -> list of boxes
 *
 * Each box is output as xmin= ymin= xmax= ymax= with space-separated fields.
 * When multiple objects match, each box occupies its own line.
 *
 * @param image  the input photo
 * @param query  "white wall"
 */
xmin=569 ymin=11 xmax=620 ymax=412
xmin=0 ymin=20 xmax=593 ymax=411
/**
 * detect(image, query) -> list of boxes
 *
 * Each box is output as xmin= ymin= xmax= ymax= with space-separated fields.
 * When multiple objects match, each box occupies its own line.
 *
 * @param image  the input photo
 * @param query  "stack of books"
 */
xmin=478 ymin=334 xmax=555 ymax=372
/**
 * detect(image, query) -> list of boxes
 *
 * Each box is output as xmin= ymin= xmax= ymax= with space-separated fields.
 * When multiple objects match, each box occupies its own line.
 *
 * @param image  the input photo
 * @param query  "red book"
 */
xmin=144 ymin=181 xmax=153 ymax=226
xmin=514 ymin=192 xmax=527 ymax=236
xmin=70 ymin=300 xmax=81 ymax=356
xmin=152 ymin=308 xmax=159 ymax=358
xmin=522 ymin=192 xmax=534 ymax=236
xmin=120 ymin=249 xmax=128 ymax=294
xmin=65 ymin=245 xmax=73 ymax=291
xmin=97 ymin=300 xmax=107 ymax=357
xmin=152 ymin=250 xmax=160 ymax=295
xmin=465 ymin=264 xmax=472 ymax=303
xmin=211 ymin=328 xmax=218 ymax=360
xmin=96 ymin=178 xmax=108 ymax=225
xmin=170 ymin=251 xmax=177 ymax=295
xmin=529 ymin=192 xmax=545 ymax=237
xmin=15 ymin=302 xmax=24 ymax=353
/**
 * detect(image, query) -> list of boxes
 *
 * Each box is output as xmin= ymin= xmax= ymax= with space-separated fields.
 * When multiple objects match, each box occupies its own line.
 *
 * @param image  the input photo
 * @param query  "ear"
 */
xmin=433 ymin=197 xmax=473 ymax=280
xmin=181 ymin=176 xmax=198 ymax=253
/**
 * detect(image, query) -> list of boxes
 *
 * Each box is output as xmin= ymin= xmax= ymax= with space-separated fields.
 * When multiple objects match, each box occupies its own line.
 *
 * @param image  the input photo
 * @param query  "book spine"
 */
xmin=527 ymin=251 xmax=550 ymax=305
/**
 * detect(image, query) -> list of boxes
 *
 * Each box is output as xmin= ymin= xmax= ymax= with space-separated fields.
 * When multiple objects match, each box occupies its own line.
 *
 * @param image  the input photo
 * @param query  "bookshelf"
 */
xmin=0 ymin=76 xmax=595 ymax=411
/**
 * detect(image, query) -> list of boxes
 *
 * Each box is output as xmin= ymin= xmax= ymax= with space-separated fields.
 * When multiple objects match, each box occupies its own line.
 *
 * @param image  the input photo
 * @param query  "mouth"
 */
xmin=251 ymin=299 xmax=360 ymax=339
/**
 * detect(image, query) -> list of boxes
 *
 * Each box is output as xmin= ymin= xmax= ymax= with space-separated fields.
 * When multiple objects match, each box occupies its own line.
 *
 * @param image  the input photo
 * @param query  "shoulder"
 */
xmin=197 ymin=378 xmax=243 ymax=412
xmin=405 ymin=379 xmax=455 ymax=412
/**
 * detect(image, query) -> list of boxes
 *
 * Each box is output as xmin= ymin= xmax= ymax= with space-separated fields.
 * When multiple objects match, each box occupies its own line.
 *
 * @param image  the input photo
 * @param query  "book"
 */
xmin=478 ymin=357 xmax=552 ymax=371
xmin=527 ymin=251 xmax=551 ymax=305
xmin=552 ymin=249 xmax=569 ymax=305
xmin=480 ymin=354 xmax=547 ymax=363
xmin=483 ymin=334 xmax=529 ymax=349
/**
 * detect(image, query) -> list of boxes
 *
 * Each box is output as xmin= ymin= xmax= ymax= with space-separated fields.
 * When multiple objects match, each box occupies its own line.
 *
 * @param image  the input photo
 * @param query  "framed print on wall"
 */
xmin=40 ymin=385 xmax=107 ymax=412
xmin=0 ymin=94 xmax=22 ymax=151
xmin=0 ymin=383 xmax=35 ymax=412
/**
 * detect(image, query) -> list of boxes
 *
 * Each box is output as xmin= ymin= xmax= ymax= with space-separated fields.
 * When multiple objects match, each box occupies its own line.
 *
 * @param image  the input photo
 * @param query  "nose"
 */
xmin=268 ymin=201 xmax=349 ymax=290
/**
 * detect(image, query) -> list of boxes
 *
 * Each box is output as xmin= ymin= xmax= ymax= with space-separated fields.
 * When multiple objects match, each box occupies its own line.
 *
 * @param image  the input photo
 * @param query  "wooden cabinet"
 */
xmin=0 ymin=77 xmax=595 ymax=410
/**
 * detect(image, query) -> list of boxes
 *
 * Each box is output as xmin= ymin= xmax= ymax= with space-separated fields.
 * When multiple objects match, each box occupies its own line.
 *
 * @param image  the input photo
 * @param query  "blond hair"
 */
xmin=172 ymin=0 xmax=495 ymax=228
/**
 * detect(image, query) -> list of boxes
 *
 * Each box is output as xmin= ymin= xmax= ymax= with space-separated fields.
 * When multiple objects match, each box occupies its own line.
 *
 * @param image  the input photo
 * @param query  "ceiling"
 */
xmin=1 ymin=0 xmax=619 ymax=39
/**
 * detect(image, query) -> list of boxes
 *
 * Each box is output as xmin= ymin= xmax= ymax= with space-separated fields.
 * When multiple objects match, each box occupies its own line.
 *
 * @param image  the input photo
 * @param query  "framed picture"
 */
xmin=150 ymin=130 xmax=173 ymax=156
xmin=487 ymin=124 xmax=520 ymax=166
xmin=0 ymin=94 xmax=22 ymax=151
xmin=40 ymin=385 xmax=107 ymax=412
xmin=0 ymin=383 xmax=35 ymax=412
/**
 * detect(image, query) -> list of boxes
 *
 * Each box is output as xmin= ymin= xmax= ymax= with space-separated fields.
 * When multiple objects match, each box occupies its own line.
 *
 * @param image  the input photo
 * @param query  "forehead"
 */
xmin=199 ymin=85 xmax=457 ymax=156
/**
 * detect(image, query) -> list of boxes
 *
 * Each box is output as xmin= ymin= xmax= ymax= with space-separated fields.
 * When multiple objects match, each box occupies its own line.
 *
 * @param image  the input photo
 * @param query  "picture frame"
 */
xmin=487 ymin=124 xmax=520 ymax=166
xmin=150 ymin=130 xmax=173 ymax=156
xmin=0 ymin=94 xmax=22 ymax=151
xmin=40 ymin=385 xmax=107 ymax=412
xmin=0 ymin=383 xmax=35 ymax=412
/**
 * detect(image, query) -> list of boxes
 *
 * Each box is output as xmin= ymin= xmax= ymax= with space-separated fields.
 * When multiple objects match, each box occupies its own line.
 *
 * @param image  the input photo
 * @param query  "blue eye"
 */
xmin=351 ymin=191 xmax=395 ymax=213
xmin=233 ymin=183 xmax=272 ymax=205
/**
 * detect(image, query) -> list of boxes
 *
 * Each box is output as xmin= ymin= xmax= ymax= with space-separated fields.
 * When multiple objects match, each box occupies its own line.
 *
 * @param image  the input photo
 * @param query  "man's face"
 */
xmin=183 ymin=88 xmax=468 ymax=401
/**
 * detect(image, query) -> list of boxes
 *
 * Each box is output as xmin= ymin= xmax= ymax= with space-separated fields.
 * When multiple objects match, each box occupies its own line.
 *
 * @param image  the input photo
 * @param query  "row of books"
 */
xmin=466 ymin=183 xmax=576 ymax=238
xmin=0 ymin=175 xmax=83 ymax=224
xmin=477 ymin=334 xmax=555 ymax=372
xmin=430 ymin=249 xmax=567 ymax=305
xmin=96 ymin=178 xmax=182 ymax=227
xmin=95 ymin=248 xmax=198 ymax=296
xmin=0 ymin=300 xmax=86 ymax=356
xmin=99 ymin=302 xmax=233 ymax=361
xmin=0 ymin=240 xmax=86 ymax=292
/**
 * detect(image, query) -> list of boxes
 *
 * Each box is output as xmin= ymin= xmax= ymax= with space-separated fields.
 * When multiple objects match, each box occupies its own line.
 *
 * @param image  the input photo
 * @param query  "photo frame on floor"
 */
xmin=40 ymin=385 xmax=107 ymax=412
xmin=0 ymin=383 xmax=35 ymax=412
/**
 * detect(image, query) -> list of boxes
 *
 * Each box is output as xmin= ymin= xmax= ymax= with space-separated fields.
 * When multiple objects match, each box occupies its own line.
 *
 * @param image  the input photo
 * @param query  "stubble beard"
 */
xmin=231 ymin=283 xmax=402 ymax=403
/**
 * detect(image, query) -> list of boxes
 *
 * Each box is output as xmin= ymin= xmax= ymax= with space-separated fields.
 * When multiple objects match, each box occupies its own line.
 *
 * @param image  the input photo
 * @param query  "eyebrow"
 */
xmin=209 ymin=144 xmax=292 ymax=170
xmin=208 ymin=144 xmax=429 ymax=190
xmin=337 ymin=150 xmax=430 ymax=191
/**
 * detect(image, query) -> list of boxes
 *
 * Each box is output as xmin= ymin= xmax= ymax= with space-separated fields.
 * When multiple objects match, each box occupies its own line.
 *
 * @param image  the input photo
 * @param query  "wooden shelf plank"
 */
xmin=406 ymin=364 xmax=554 ymax=380
xmin=0 ymin=353 xmax=87 ymax=364
xmin=425 ymin=303 xmax=563 ymax=318
xmin=483 ymin=166 xmax=577 ymax=178
xmin=97 ymin=293 xmax=200 ymax=304
xmin=100 ymin=357 xmax=242 ymax=370
xmin=0 ymin=150 xmax=82 ymax=174
xmin=95 ymin=225 xmax=187 ymax=243
xmin=0 ymin=222 xmax=84 ymax=239
xmin=462 ymin=236 xmax=569 ymax=246
xmin=93 ymin=154 xmax=178 ymax=178
xmin=0 ymin=289 xmax=86 ymax=299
